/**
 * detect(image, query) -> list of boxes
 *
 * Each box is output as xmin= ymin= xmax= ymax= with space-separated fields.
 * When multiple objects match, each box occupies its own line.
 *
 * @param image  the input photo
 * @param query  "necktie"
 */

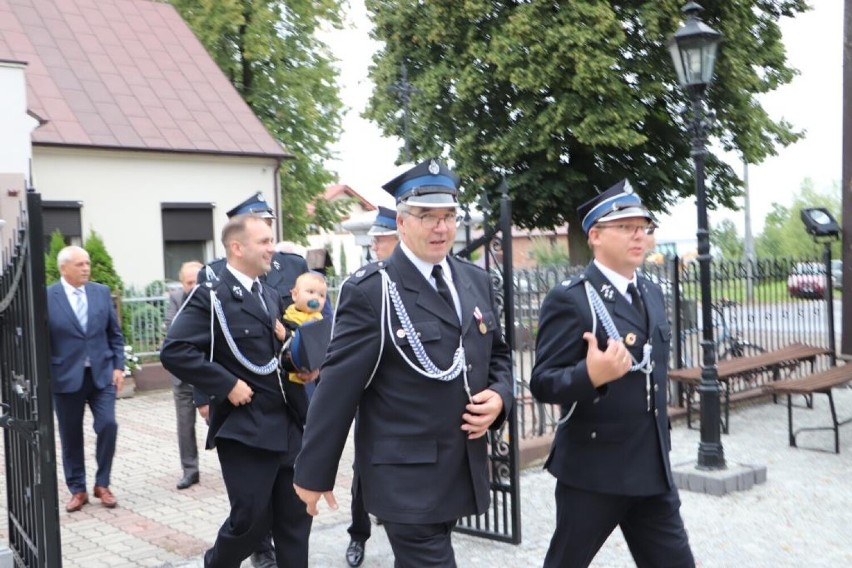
xmin=251 ymin=281 xmax=268 ymax=314
xmin=431 ymin=265 xmax=455 ymax=311
xmin=627 ymin=282 xmax=646 ymax=323
xmin=73 ymin=288 xmax=88 ymax=331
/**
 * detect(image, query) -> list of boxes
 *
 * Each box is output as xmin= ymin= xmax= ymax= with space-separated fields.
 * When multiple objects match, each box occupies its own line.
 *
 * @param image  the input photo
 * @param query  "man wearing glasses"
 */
xmin=294 ymin=158 xmax=513 ymax=567
xmin=530 ymin=180 xmax=694 ymax=567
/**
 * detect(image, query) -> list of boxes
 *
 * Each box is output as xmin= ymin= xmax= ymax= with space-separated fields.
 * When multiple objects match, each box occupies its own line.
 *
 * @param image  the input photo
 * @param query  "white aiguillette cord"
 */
xmin=557 ymin=283 xmax=655 ymax=426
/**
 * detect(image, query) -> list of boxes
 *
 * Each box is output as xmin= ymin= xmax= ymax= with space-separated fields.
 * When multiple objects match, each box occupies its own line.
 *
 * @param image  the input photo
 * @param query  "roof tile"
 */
xmin=3 ymin=0 xmax=286 ymax=157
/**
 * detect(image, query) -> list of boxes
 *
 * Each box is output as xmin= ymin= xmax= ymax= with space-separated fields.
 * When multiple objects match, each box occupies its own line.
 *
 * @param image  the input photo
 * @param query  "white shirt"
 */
xmin=60 ymin=277 xmax=86 ymax=306
xmin=225 ymin=264 xmax=261 ymax=295
xmin=593 ymin=260 xmax=640 ymax=304
xmin=399 ymin=242 xmax=461 ymax=321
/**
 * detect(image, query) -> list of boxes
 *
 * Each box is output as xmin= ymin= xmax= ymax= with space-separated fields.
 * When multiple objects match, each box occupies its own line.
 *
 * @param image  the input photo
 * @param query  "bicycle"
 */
xmin=677 ymin=298 xmax=766 ymax=368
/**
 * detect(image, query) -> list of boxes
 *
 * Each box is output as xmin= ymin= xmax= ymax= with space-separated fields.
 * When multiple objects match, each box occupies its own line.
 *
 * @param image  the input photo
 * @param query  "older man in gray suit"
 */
xmin=165 ymin=260 xmax=204 ymax=490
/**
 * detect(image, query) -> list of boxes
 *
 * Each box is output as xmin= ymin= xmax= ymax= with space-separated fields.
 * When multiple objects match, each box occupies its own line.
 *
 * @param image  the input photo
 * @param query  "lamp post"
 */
xmin=800 ymin=207 xmax=841 ymax=366
xmin=668 ymin=2 xmax=725 ymax=470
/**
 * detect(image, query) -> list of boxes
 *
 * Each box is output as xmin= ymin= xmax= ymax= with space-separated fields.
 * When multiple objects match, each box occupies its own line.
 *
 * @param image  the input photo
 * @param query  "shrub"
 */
xmin=44 ymin=229 xmax=65 ymax=284
xmin=84 ymin=231 xmax=123 ymax=292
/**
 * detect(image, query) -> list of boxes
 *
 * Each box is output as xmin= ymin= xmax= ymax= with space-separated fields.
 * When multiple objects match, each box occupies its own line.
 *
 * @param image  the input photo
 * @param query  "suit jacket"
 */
xmin=193 ymin=251 xmax=323 ymax=409
xmin=165 ymin=288 xmax=188 ymax=387
xmin=294 ymin=247 xmax=514 ymax=524
xmin=530 ymin=262 xmax=673 ymax=496
xmin=160 ymin=269 xmax=301 ymax=452
xmin=46 ymin=281 xmax=125 ymax=394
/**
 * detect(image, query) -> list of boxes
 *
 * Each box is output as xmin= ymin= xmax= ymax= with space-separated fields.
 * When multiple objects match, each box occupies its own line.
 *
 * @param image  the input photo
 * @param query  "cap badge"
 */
xmin=623 ymin=180 xmax=634 ymax=194
xmin=428 ymin=159 xmax=440 ymax=175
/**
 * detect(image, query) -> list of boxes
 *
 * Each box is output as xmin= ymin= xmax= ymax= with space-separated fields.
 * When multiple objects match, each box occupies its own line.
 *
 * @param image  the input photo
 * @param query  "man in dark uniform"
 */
xmin=161 ymin=214 xmax=312 ymax=568
xmin=193 ymin=192 xmax=320 ymax=568
xmin=344 ymin=206 xmax=399 ymax=567
xmin=197 ymin=192 xmax=311 ymax=309
xmin=293 ymin=158 xmax=513 ymax=567
xmin=530 ymin=180 xmax=694 ymax=568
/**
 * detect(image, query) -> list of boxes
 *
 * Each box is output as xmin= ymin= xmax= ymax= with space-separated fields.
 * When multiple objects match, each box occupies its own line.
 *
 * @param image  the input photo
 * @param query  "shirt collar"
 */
xmin=225 ymin=264 xmax=259 ymax=293
xmin=593 ymin=260 xmax=636 ymax=298
xmin=60 ymin=277 xmax=85 ymax=296
xmin=399 ymin=242 xmax=452 ymax=283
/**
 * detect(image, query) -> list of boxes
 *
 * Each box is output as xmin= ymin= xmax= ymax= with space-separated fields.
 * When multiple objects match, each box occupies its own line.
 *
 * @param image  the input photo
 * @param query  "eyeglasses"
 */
xmin=596 ymin=223 xmax=657 ymax=236
xmin=407 ymin=212 xmax=462 ymax=229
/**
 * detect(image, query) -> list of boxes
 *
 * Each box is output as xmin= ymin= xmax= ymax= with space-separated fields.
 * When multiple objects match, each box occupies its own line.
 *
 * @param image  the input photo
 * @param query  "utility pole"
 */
xmin=743 ymin=160 xmax=755 ymax=302
xmin=388 ymin=64 xmax=421 ymax=163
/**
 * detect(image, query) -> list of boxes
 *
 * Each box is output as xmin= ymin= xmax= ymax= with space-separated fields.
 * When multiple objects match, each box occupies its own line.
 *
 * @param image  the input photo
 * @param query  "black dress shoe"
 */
xmin=176 ymin=473 xmax=199 ymax=490
xmin=250 ymin=550 xmax=277 ymax=568
xmin=346 ymin=539 xmax=365 ymax=567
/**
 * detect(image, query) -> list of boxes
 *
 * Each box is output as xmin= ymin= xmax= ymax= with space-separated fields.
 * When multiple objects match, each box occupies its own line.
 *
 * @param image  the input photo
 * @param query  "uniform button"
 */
xmin=590 ymin=431 xmax=597 ymax=439
xmin=417 ymin=332 xmax=422 ymax=337
xmin=467 ymin=364 xmax=473 ymax=372
xmin=654 ymin=384 xmax=659 ymax=392
xmin=654 ymin=409 xmax=659 ymax=417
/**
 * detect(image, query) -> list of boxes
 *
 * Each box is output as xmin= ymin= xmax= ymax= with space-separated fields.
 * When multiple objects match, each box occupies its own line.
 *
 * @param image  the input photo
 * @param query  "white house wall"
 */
xmin=33 ymin=146 xmax=279 ymax=287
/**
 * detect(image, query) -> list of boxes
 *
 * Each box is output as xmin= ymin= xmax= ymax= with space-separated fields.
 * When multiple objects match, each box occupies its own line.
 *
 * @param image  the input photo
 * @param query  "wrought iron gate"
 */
xmin=0 ymin=191 xmax=63 ymax=566
xmin=454 ymin=183 xmax=521 ymax=544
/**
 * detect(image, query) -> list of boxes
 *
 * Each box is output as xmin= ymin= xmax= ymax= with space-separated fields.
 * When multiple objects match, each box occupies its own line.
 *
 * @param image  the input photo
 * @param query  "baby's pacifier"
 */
xmin=307 ymin=299 xmax=320 ymax=310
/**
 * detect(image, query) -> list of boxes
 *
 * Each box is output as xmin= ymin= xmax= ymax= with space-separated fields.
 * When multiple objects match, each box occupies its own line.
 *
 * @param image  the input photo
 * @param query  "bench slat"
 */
xmin=669 ymin=343 xmax=830 ymax=382
xmin=768 ymin=366 xmax=852 ymax=395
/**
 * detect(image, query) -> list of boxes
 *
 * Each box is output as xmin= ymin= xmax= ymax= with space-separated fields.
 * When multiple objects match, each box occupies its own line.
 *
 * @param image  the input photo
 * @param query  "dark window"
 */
xmin=42 ymin=201 xmax=82 ymax=250
xmin=162 ymin=203 xmax=214 ymax=280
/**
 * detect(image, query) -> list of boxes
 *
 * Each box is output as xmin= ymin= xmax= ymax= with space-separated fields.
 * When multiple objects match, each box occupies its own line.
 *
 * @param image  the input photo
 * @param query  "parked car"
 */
xmin=787 ymin=262 xmax=827 ymax=299
xmin=831 ymin=259 xmax=842 ymax=290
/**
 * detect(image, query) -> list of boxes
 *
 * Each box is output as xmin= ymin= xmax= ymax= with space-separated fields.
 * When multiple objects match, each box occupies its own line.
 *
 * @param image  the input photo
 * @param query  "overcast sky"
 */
xmin=324 ymin=2 xmax=843 ymax=242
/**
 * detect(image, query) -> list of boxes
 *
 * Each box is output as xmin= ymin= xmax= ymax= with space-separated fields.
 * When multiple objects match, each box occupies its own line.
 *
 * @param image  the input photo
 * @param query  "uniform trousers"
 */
xmin=381 ymin=520 xmax=456 ymax=568
xmin=53 ymin=368 xmax=117 ymax=493
xmin=347 ymin=469 xmax=371 ymax=542
xmin=204 ymin=438 xmax=311 ymax=568
xmin=544 ymin=481 xmax=694 ymax=568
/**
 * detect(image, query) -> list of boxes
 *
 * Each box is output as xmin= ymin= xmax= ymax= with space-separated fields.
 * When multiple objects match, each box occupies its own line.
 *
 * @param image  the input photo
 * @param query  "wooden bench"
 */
xmin=767 ymin=365 xmax=852 ymax=453
xmin=669 ymin=343 xmax=831 ymax=433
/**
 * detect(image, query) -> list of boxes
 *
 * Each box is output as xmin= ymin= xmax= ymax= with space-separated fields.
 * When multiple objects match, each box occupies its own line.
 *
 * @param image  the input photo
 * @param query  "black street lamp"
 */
xmin=800 ymin=207 xmax=841 ymax=366
xmin=668 ymin=2 xmax=725 ymax=470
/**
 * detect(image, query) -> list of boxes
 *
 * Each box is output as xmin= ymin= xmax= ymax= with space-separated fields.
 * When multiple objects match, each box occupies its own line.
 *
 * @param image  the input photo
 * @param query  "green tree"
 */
xmin=756 ymin=178 xmax=841 ymax=259
xmin=529 ymin=237 xmax=570 ymax=267
xmin=710 ymin=219 xmax=743 ymax=260
xmin=84 ymin=231 xmax=123 ymax=292
xmin=170 ymin=0 xmax=345 ymax=243
xmin=364 ymin=0 xmax=807 ymax=262
xmin=44 ymin=229 xmax=65 ymax=284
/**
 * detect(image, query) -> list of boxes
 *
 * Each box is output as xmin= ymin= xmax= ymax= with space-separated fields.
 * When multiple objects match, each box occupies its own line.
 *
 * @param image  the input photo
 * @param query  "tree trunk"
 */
xmin=567 ymin=215 xmax=591 ymax=266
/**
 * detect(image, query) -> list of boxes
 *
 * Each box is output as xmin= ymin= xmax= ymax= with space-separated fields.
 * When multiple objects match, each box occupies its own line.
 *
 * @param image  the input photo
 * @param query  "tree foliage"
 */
xmin=84 ymin=231 xmax=124 ymax=293
xmin=710 ymin=219 xmax=744 ymax=260
xmin=364 ymin=0 xmax=808 ymax=261
xmin=170 ymin=0 xmax=345 ymax=243
xmin=756 ymin=179 xmax=841 ymax=259
xmin=44 ymin=229 xmax=65 ymax=284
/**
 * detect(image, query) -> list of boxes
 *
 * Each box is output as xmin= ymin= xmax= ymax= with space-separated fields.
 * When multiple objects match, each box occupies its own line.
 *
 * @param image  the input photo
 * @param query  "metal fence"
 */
xmin=121 ymin=255 xmax=836 ymax=443
xmin=0 ymin=192 xmax=63 ymax=566
xmin=509 ymin=256 xmax=836 ymax=441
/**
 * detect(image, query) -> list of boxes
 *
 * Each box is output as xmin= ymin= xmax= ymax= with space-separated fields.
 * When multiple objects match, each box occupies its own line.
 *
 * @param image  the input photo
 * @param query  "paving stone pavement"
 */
xmin=1 ymin=387 xmax=851 ymax=567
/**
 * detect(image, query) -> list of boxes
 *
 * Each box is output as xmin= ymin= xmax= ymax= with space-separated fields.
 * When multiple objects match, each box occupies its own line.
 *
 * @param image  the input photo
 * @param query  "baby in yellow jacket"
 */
xmin=283 ymin=272 xmax=327 ymax=383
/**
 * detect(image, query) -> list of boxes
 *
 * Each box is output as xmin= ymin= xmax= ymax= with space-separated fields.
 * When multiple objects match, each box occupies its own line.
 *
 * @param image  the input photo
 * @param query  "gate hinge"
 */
xmin=0 ymin=403 xmax=37 ymax=434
